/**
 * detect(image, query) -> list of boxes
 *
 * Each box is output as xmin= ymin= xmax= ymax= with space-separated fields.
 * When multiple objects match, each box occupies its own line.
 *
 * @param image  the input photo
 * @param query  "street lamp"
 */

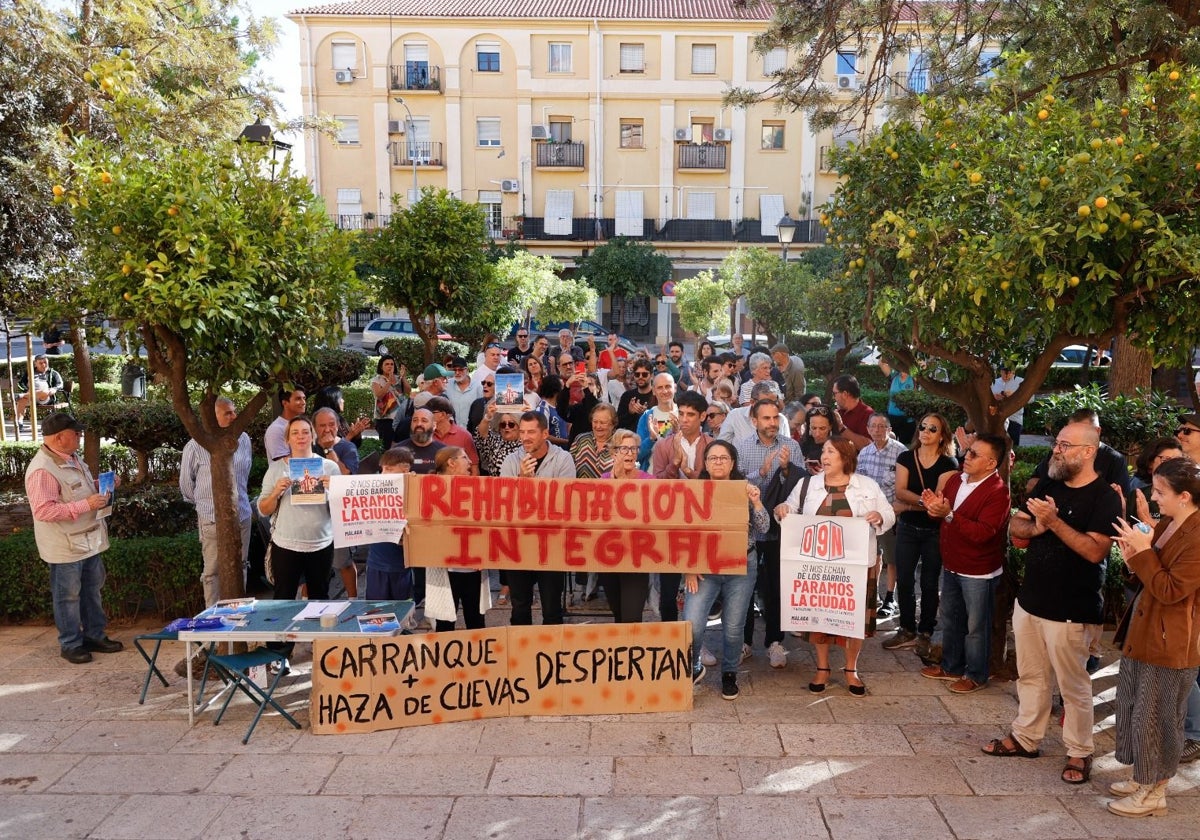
xmin=393 ymin=97 xmax=418 ymax=205
xmin=238 ymin=117 xmax=292 ymax=179
xmin=776 ymin=212 xmax=799 ymax=262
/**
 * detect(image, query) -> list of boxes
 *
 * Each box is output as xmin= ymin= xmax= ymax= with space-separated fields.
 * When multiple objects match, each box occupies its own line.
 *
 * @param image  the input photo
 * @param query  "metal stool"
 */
xmin=132 ymin=630 xmax=178 ymax=704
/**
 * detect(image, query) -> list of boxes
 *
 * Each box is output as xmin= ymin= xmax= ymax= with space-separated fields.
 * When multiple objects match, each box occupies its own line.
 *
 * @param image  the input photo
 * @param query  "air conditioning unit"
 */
xmin=334 ymin=69 xmax=354 ymax=84
xmin=836 ymin=74 xmax=857 ymax=90
xmin=713 ymin=128 xmax=732 ymax=142
xmin=674 ymin=128 xmax=692 ymax=142
xmin=530 ymin=125 xmax=551 ymax=141
xmin=387 ymin=120 xmax=405 ymax=134
xmin=500 ymin=179 xmax=520 ymax=193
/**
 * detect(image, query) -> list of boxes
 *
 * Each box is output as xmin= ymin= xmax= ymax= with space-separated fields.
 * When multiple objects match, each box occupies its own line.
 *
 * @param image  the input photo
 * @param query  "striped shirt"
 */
xmin=179 ymin=433 xmax=253 ymax=522
xmin=856 ymin=438 xmax=907 ymax=503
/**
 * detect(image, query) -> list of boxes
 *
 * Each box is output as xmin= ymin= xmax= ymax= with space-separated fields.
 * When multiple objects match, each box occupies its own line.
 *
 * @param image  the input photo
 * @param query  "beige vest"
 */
xmin=25 ymin=446 xmax=109 ymax=564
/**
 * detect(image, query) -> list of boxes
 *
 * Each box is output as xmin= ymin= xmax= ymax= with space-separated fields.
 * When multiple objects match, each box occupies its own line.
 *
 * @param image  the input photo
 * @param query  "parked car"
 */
xmin=1052 ymin=345 xmax=1112 ymax=368
xmin=361 ymin=318 xmax=452 ymax=354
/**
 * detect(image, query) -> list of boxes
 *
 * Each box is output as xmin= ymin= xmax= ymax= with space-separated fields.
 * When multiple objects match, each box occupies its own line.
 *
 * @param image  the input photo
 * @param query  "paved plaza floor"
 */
xmin=1 ymin=608 xmax=1198 ymax=840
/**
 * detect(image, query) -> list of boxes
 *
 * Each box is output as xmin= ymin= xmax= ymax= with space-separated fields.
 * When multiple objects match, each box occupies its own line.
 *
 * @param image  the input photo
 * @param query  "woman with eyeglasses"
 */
xmin=775 ymin=437 xmax=894 ymax=695
xmin=884 ymin=412 xmax=958 ymax=658
xmin=705 ymin=400 xmax=730 ymax=436
xmin=571 ymin=403 xmax=618 ymax=479
xmin=598 ymin=429 xmax=655 ymax=623
xmin=682 ymin=439 xmax=770 ymax=698
xmin=799 ymin=405 xmax=845 ymax=467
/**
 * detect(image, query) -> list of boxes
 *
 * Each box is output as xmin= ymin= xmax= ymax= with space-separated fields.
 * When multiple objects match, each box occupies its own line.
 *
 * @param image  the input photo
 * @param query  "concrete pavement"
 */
xmin=1 ymin=611 xmax=1198 ymax=840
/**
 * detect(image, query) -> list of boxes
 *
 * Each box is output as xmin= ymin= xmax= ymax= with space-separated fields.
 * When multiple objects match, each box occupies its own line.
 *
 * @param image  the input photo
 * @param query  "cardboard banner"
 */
xmin=404 ymin=475 xmax=749 ymax=575
xmin=330 ymin=474 xmax=407 ymax=548
xmin=779 ymin=515 xmax=877 ymax=639
xmin=311 ymin=622 xmax=692 ymax=733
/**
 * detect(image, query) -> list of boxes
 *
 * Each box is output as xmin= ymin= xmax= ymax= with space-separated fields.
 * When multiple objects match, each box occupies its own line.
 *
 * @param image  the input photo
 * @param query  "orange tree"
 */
xmin=826 ymin=62 xmax=1200 ymax=435
xmin=65 ymin=138 xmax=355 ymax=599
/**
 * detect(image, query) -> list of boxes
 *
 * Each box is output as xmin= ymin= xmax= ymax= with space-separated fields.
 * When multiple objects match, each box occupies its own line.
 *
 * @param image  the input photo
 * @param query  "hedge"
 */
xmin=1024 ymin=384 xmax=1181 ymax=454
xmin=0 ymin=441 xmax=182 ymax=490
xmin=0 ymin=353 xmax=125 ymax=386
xmin=0 ymin=529 xmax=204 ymax=623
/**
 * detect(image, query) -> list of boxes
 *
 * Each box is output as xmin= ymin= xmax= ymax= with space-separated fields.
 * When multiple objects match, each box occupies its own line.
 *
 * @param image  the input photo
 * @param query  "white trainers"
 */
xmin=700 ymin=646 xmax=717 ymax=667
xmin=767 ymin=641 xmax=788 ymax=669
xmin=738 ymin=643 xmax=752 ymax=665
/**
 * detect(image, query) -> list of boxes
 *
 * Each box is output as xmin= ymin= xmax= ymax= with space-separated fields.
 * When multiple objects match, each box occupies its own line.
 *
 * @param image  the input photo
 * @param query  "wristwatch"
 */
xmin=945 ymin=511 xmax=955 ymax=524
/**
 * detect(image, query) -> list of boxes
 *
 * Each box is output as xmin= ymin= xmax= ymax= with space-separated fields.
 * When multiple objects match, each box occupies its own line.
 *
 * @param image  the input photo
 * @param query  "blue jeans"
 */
xmin=939 ymin=570 xmax=998 ymax=684
xmin=684 ymin=549 xmax=758 ymax=674
xmin=49 ymin=555 xmax=108 ymax=650
xmin=895 ymin=520 xmax=942 ymax=634
xmin=1185 ymin=674 xmax=1200 ymax=740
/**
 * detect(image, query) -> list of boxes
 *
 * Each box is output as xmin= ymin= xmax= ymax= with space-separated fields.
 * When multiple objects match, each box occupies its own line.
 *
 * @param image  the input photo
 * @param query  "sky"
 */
xmin=249 ymin=1 xmax=307 ymax=175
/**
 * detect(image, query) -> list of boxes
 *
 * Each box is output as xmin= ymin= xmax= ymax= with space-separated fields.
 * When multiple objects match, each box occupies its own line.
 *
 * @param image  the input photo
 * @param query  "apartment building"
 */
xmin=288 ymin=0 xmax=921 ymax=338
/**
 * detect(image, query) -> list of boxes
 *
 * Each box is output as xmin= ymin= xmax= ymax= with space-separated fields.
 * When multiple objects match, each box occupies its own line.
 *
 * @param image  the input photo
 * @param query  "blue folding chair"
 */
xmin=201 ymin=647 xmax=301 ymax=744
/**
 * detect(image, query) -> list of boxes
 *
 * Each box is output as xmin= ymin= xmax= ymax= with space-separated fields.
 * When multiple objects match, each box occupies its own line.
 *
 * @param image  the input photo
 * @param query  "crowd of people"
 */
xmin=21 ymin=329 xmax=1200 ymax=817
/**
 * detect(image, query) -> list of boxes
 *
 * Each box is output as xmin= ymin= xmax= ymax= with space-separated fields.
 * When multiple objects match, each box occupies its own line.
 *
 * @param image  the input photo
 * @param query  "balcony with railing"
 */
xmin=334 ymin=214 xmax=392 ymax=231
xmin=389 ymin=63 xmax=442 ymax=93
xmin=500 ymin=216 xmax=826 ymax=244
xmin=676 ymin=143 xmax=727 ymax=171
xmin=391 ymin=141 xmax=444 ymax=168
xmin=535 ymin=141 xmax=586 ymax=169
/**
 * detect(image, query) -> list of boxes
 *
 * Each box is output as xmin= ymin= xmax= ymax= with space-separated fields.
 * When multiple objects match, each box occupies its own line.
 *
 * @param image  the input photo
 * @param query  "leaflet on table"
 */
xmin=289 ymin=457 xmax=327 ymax=504
xmin=357 ymin=612 xmax=400 ymax=633
xmin=329 ymin=474 xmax=407 ymax=548
xmin=200 ymin=598 xmax=257 ymax=617
xmin=292 ymin=601 xmax=351 ymax=621
xmin=96 ymin=471 xmax=115 ymax=518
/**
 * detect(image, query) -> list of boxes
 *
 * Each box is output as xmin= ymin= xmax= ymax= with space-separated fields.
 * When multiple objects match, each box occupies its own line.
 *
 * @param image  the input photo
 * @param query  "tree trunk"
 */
xmin=208 ymin=439 xmax=247 ymax=601
xmin=69 ymin=321 xmax=100 ymax=475
xmin=1107 ymin=334 xmax=1152 ymax=396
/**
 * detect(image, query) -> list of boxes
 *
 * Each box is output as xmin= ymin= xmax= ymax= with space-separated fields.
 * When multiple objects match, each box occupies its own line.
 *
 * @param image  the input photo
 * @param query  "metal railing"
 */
xmin=535 ymin=141 xmax=586 ymax=168
xmin=676 ymin=143 xmax=727 ymax=170
xmin=391 ymin=141 xmax=443 ymax=167
xmin=388 ymin=64 xmax=442 ymax=92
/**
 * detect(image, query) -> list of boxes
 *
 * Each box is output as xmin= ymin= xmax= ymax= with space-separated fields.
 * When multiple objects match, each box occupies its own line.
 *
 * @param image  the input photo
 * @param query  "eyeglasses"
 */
xmin=963 ymin=449 xmax=990 ymax=460
xmin=482 ymin=382 xmax=495 ymax=388
xmin=1177 ymin=427 xmax=1200 ymax=437
xmin=486 ymin=343 xmax=503 ymax=350
xmin=706 ymin=412 xmax=725 ymax=419
xmin=516 ymin=333 xmax=528 ymax=339
xmin=498 ymin=421 xmax=517 ymax=429
xmin=634 ymin=372 xmax=651 ymax=378
xmin=613 ymin=445 xmax=637 ymax=453
xmin=705 ymin=454 xmax=732 ymax=463
xmin=918 ymin=424 xmax=940 ymax=433
xmin=1051 ymin=440 xmax=1092 ymax=451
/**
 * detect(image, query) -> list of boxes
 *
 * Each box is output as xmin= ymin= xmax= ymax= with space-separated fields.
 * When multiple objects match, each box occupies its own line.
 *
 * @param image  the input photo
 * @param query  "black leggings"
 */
xmin=268 ymin=542 xmax=333 ymax=656
xmin=435 ymin=571 xmax=486 ymax=632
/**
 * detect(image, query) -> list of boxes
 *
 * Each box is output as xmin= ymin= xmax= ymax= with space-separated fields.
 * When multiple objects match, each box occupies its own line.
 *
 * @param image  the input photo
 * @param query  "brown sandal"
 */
xmin=981 ymin=733 xmax=1040 ymax=759
xmin=1061 ymin=755 xmax=1092 ymax=784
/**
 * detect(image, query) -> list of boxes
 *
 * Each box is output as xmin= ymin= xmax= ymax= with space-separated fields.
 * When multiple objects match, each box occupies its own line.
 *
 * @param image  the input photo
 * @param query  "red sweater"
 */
xmin=939 ymin=471 xmax=1011 ymax=576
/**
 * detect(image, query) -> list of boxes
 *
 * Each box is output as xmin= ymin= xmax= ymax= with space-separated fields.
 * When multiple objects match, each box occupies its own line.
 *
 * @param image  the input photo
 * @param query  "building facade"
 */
xmin=289 ymin=0 xmax=922 ymax=339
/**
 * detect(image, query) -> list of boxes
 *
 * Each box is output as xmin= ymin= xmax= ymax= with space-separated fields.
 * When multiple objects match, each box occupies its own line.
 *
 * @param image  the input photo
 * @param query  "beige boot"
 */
xmin=1107 ymin=780 xmax=1168 ymax=818
xmin=1108 ymin=779 xmax=1138 ymax=796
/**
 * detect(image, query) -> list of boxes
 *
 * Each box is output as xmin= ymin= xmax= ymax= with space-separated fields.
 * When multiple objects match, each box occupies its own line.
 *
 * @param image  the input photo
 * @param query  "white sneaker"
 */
xmin=738 ymin=643 xmax=752 ymax=665
xmin=767 ymin=641 xmax=788 ymax=669
xmin=700 ymin=646 xmax=717 ymax=667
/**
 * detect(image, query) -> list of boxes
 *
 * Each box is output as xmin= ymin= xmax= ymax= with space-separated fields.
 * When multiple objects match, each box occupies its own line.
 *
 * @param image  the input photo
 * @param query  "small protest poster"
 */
xmin=493 ymin=373 xmax=526 ymax=413
xmin=289 ymin=457 xmax=327 ymax=505
xmin=311 ymin=622 xmax=692 ymax=733
xmin=779 ymin=515 xmax=876 ymax=639
xmin=329 ymin=474 xmax=406 ymax=548
xmin=96 ymin=471 xmax=115 ymax=518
